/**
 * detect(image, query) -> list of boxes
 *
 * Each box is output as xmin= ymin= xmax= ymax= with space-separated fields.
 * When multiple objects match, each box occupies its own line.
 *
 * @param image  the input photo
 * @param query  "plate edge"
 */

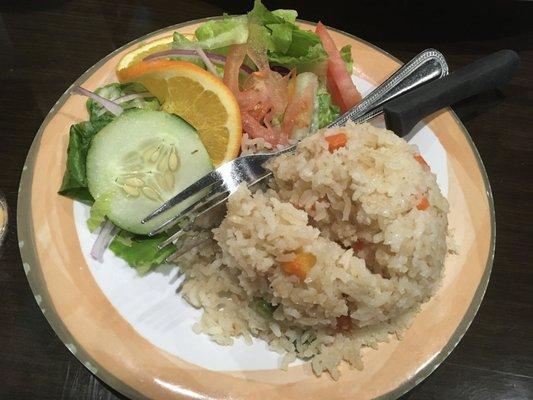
xmin=16 ymin=18 xmax=496 ymax=400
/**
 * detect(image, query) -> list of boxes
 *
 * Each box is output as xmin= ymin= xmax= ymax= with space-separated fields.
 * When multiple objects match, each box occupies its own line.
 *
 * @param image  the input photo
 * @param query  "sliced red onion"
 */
xmin=114 ymin=92 xmax=153 ymax=104
xmin=73 ymin=86 xmax=123 ymax=116
xmin=90 ymin=219 xmax=120 ymax=262
xmin=144 ymin=48 xmax=197 ymax=60
xmin=271 ymin=65 xmax=291 ymax=76
xmin=144 ymin=49 xmax=255 ymax=75
xmin=195 ymin=47 xmax=220 ymax=77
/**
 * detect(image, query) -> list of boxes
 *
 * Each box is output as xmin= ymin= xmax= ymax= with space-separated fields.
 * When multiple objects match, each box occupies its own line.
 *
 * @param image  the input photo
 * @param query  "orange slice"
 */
xmin=116 ymin=33 xmax=196 ymax=73
xmin=118 ymin=59 xmax=242 ymax=165
xmin=116 ymin=36 xmax=174 ymax=72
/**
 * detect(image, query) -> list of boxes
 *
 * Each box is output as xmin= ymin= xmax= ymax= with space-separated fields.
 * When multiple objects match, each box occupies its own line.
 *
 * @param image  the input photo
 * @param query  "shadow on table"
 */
xmin=452 ymin=90 xmax=506 ymax=124
xmin=96 ymin=377 xmax=130 ymax=400
xmin=0 ymin=0 xmax=72 ymax=12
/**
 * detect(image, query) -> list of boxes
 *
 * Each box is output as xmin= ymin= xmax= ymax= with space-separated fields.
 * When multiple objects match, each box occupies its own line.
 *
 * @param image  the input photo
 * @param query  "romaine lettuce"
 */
xmin=271 ymin=9 xmax=297 ymax=23
xmin=172 ymin=32 xmax=192 ymax=47
xmin=248 ymin=0 xmax=328 ymax=70
xmin=265 ymin=22 xmax=293 ymax=54
xmin=316 ymin=82 xmax=340 ymax=128
xmin=58 ymin=117 xmax=110 ymax=204
xmin=268 ymin=43 xmax=327 ymax=72
xmin=194 ymin=15 xmax=249 ymax=50
xmin=87 ymin=193 xmax=112 ymax=232
xmin=340 ymin=44 xmax=354 ymax=74
xmin=109 ymin=231 xmax=177 ymax=275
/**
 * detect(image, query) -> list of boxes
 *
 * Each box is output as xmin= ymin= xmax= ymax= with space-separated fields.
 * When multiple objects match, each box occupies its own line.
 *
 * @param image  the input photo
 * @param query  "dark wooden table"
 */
xmin=1 ymin=1 xmax=531 ymax=399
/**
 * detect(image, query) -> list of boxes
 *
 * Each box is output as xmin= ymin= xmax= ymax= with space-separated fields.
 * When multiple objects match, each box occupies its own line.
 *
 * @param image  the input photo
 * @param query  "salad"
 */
xmin=58 ymin=0 xmax=362 ymax=274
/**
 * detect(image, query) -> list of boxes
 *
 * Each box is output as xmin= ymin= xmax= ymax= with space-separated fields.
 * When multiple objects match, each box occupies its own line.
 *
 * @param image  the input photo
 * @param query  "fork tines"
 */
xmin=141 ymin=167 xmax=225 ymax=224
xmin=149 ymin=181 xmax=230 ymax=237
xmin=144 ymin=151 xmax=282 ymax=251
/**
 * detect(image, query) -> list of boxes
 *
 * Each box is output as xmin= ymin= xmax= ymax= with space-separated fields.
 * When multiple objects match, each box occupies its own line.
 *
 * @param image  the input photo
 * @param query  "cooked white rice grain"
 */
xmin=177 ymin=123 xmax=449 ymax=379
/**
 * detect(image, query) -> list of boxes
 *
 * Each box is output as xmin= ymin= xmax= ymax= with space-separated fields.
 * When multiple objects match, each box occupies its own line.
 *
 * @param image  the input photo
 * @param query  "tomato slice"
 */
xmin=315 ymin=22 xmax=362 ymax=113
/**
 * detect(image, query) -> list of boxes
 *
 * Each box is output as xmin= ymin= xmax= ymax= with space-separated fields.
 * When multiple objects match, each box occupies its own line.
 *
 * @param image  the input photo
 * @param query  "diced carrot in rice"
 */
xmin=281 ymin=251 xmax=317 ymax=280
xmin=417 ymin=196 xmax=430 ymax=210
xmin=325 ymin=133 xmax=347 ymax=152
xmin=414 ymin=154 xmax=429 ymax=168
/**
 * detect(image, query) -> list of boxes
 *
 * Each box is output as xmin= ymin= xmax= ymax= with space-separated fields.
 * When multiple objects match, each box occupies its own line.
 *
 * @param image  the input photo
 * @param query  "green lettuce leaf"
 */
xmin=265 ymin=22 xmax=293 ymax=54
xmin=248 ymin=0 xmax=327 ymax=70
xmin=113 ymin=230 xmax=133 ymax=247
xmin=316 ymin=82 xmax=340 ymax=128
xmin=58 ymin=117 xmax=111 ymax=204
xmin=249 ymin=0 xmax=291 ymax=55
xmin=194 ymin=15 xmax=249 ymax=50
xmin=109 ymin=232 xmax=177 ymax=275
xmin=172 ymin=32 xmax=192 ymax=47
xmin=267 ymin=43 xmax=327 ymax=72
xmin=282 ymin=26 xmax=320 ymax=56
xmin=87 ymin=193 xmax=113 ymax=232
xmin=248 ymin=0 xmax=284 ymax=25
xmin=340 ymin=44 xmax=353 ymax=74
xmin=271 ymin=9 xmax=297 ymax=23
xmin=183 ymin=2 xmax=326 ymax=71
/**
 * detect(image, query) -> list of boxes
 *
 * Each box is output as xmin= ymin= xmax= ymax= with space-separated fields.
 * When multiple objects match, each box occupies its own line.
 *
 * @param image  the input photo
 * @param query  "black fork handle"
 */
xmin=383 ymin=49 xmax=520 ymax=137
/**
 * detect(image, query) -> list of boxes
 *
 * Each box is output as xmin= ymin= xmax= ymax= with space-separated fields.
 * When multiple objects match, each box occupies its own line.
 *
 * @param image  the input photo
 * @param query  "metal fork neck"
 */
xmin=329 ymin=49 xmax=448 ymax=128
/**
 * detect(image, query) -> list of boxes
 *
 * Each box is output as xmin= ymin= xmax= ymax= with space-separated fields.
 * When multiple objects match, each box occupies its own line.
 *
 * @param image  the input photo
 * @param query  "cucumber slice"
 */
xmin=86 ymin=109 xmax=213 ymax=235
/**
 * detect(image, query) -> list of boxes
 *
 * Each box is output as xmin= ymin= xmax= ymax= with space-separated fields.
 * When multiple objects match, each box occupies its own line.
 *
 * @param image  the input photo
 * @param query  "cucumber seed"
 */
xmin=142 ymin=186 xmax=162 ymax=201
xmin=122 ymin=184 xmax=140 ymax=197
xmin=124 ymin=177 xmax=144 ymax=187
xmin=168 ymin=147 xmax=179 ymax=172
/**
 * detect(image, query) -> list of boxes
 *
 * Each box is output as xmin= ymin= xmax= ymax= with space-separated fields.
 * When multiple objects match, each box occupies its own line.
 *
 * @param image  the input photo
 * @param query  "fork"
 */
xmin=142 ymin=48 xmax=449 ymax=249
xmin=143 ymin=49 xmax=518 ymax=258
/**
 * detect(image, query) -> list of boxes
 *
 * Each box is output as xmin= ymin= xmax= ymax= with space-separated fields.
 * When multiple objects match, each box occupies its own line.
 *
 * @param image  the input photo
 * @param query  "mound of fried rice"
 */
xmin=178 ymin=123 xmax=449 ymax=379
